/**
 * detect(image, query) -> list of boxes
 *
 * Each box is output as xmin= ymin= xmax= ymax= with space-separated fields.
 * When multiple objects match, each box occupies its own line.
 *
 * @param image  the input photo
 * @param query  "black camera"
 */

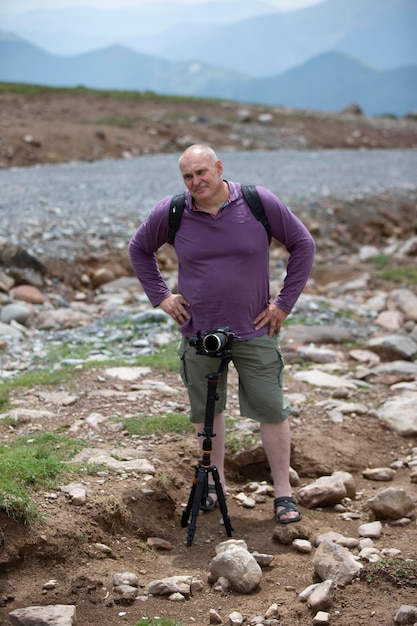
xmin=189 ymin=327 xmax=238 ymax=358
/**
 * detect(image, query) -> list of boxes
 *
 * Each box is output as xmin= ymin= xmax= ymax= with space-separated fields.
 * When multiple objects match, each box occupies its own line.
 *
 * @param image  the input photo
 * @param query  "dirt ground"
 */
xmin=0 ymin=89 xmax=416 ymax=626
xmin=1 ymin=88 xmax=417 ymax=169
xmin=0 ymin=363 xmax=416 ymax=626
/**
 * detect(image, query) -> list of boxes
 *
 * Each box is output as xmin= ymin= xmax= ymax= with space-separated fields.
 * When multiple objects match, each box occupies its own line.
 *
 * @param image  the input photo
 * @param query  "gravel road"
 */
xmin=1 ymin=149 xmax=416 ymax=256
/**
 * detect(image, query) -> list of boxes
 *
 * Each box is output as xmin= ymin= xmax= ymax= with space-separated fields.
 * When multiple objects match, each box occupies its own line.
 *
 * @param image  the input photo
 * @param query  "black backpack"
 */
xmin=167 ymin=185 xmax=272 ymax=245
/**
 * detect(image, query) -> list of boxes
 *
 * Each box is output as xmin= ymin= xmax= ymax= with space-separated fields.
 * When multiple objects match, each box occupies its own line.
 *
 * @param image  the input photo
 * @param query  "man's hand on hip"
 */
xmin=159 ymin=294 xmax=191 ymax=325
xmin=254 ymin=303 xmax=288 ymax=337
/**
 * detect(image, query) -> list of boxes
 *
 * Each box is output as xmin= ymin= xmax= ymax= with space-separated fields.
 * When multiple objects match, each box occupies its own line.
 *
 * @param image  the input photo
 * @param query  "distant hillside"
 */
xmin=0 ymin=33 xmax=416 ymax=116
xmin=1 ymin=0 xmax=416 ymax=75
xmin=0 ymin=33 xmax=245 ymax=93
xmin=233 ymin=52 xmax=417 ymax=116
xmin=156 ymin=0 xmax=417 ymax=76
xmin=0 ymin=1 xmax=275 ymax=56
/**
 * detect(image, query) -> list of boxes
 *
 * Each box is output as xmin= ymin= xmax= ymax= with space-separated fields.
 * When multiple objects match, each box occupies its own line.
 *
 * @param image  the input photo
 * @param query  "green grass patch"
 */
xmin=369 ymin=256 xmax=417 ymax=286
xmin=137 ymin=344 xmax=179 ymax=373
xmin=0 ymin=367 xmax=77 ymax=412
xmin=226 ymin=433 xmax=260 ymax=454
xmin=361 ymin=558 xmax=417 ymax=587
xmin=283 ymin=315 xmax=312 ymax=326
xmin=120 ymin=413 xmax=193 ymax=437
xmin=0 ymin=433 xmax=85 ymax=524
xmin=223 ymin=417 xmax=261 ymax=453
xmin=377 ymin=265 xmax=417 ymax=285
xmin=0 ymin=342 xmax=179 ymax=411
xmin=0 ymin=81 xmax=226 ymax=107
xmin=369 ymin=254 xmax=391 ymax=268
xmin=44 ymin=335 xmax=179 ymax=373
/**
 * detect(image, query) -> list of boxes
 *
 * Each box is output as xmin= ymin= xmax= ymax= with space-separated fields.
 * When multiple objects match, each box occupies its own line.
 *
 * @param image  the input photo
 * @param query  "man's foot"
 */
xmin=274 ymin=496 xmax=302 ymax=524
xmin=200 ymin=484 xmax=218 ymax=511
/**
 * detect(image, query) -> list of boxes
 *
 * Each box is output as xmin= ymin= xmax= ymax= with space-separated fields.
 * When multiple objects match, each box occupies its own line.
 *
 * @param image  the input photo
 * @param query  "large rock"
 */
xmin=376 ymin=397 xmax=417 ymax=435
xmin=388 ymin=288 xmax=417 ymax=322
xmin=293 ymin=370 xmax=357 ymax=390
xmin=366 ymin=334 xmax=417 ymax=361
xmin=297 ymin=471 xmax=355 ymax=509
xmin=367 ymin=488 xmax=416 ymax=520
xmin=208 ymin=539 xmax=262 ymax=593
xmin=147 ymin=575 xmax=194 ymax=598
xmin=313 ymin=539 xmax=362 ymax=585
xmin=1 ymin=302 xmax=33 ymax=325
xmin=369 ymin=361 xmax=417 ymax=380
xmin=9 ymin=605 xmax=76 ymax=625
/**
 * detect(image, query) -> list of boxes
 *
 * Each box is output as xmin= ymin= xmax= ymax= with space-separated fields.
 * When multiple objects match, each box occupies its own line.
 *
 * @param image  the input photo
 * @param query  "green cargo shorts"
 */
xmin=178 ymin=333 xmax=291 ymax=424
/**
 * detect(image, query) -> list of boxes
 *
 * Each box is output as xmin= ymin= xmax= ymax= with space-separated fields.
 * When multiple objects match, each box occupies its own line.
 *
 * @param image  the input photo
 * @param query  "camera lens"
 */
xmin=202 ymin=332 xmax=225 ymax=353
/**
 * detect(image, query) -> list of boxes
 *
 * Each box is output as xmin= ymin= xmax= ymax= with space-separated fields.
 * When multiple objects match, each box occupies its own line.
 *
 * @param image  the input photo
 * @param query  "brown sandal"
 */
xmin=200 ymin=484 xmax=218 ymax=511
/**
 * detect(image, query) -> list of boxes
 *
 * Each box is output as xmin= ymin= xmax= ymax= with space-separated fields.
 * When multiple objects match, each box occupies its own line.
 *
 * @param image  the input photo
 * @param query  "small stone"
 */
xmin=362 ymin=467 xmax=396 ymax=481
xmin=313 ymin=610 xmax=330 ymax=625
xmin=358 ymin=521 xmax=383 ymax=539
xmin=168 ymin=592 xmax=185 ymax=602
xmin=265 ymin=602 xmax=280 ymax=619
xmin=228 ymin=610 xmax=244 ymax=625
xmin=146 ymin=537 xmax=173 ymax=550
xmin=113 ymin=572 xmax=138 ymax=587
xmin=42 ymin=579 xmax=58 ymax=590
xmin=209 ymin=608 xmax=222 ymax=624
xmin=293 ymin=539 xmax=312 ymax=553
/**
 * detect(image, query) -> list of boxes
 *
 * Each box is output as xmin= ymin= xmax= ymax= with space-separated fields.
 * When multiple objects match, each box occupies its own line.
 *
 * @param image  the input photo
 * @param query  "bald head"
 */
xmin=178 ymin=144 xmax=218 ymax=169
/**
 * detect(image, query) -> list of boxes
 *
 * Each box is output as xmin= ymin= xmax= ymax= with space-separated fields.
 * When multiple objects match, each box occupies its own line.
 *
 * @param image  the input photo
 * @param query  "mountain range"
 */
xmin=0 ymin=0 xmax=416 ymax=116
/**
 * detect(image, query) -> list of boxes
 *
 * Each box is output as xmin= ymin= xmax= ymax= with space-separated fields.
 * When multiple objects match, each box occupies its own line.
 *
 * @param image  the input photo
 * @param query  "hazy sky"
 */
xmin=1 ymin=0 xmax=326 ymax=16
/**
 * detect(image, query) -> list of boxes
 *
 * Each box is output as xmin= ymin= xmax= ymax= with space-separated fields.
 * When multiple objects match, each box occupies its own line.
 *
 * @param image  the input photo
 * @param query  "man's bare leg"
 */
xmin=260 ymin=419 xmax=300 ymax=522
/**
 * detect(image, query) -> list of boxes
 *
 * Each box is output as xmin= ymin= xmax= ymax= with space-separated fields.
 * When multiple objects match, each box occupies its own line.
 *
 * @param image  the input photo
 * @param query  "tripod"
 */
xmin=181 ymin=354 xmax=234 ymax=547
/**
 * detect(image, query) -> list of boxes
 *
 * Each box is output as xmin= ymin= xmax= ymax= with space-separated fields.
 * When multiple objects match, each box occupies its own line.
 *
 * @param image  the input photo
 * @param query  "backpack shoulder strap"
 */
xmin=241 ymin=185 xmax=272 ymax=244
xmin=167 ymin=193 xmax=186 ymax=245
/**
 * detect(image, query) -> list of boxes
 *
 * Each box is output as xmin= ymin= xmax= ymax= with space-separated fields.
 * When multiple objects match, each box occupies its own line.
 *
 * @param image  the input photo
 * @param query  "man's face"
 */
xmin=179 ymin=150 xmax=223 ymax=202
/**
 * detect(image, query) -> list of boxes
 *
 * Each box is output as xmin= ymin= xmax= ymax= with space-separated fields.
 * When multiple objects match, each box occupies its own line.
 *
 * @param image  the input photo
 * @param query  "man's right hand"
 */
xmin=159 ymin=294 xmax=191 ymax=325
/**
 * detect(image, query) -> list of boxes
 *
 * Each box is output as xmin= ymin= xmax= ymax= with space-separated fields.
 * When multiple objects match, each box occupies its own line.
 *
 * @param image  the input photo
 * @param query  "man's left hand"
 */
xmin=254 ymin=303 xmax=288 ymax=337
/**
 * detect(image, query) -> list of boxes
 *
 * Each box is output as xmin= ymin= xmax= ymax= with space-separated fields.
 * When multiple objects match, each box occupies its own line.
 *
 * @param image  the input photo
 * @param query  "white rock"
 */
xmin=358 ymin=547 xmax=382 ymax=562
xmin=208 ymin=540 xmax=262 ymax=593
xmin=389 ymin=288 xmax=417 ymax=321
xmin=367 ymin=487 xmax=416 ymax=520
xmin=9 ymin=605 xmax=77 ymax=625
xmin=298 ymin=583 xmax=321 ymax=602
xmin=362 ymin=467 xmax=396 ymax=481
xmin=293 ymin=539 xmax=313 ymax=553
xmin=228 ymin=610 xmax=244 ymax=625
xmin=293 ymin=369 xmax=357 ymax=389
xmin=313 ymin=539 xmax=362 ymax=585
xmin=313 ymin=610 xmax=330 ymax=625
xmin=376 ymin=397 xmax=417 ymax=435
xmin=375 ymin=310 xmax=404 ymax=331
xmin=104 ymin=366 xmax=152 ymax=380
xmin=358 ymin=521 xmax=383 ymax=538
xmin=308 ymin=579 xmax=335 ymax=611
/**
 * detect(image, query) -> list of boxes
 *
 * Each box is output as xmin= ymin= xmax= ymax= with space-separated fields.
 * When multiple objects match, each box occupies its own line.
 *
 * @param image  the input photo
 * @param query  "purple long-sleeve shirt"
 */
xmin=128 ymin=181 xmax=315 ymax=340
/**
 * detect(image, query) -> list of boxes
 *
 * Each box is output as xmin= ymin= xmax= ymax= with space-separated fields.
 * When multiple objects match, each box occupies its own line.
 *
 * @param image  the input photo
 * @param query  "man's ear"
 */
xmin=216 ymin=159 xmax=223 ymax=176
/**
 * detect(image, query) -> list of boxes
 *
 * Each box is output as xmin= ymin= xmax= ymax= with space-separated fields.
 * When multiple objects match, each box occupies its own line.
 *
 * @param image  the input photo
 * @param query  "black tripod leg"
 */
xmin=185 ymin=467 xmax=208 ymax=546
xmin=212 ymin=466 xmax=233 ymax=537
xmin=181 ymin=468 xmax=198 ymax=528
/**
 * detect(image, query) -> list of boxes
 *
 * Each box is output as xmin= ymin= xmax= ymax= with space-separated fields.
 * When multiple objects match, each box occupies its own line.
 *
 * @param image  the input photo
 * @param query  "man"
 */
xmin=128 ymin=144 xmax=315 ymax=524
